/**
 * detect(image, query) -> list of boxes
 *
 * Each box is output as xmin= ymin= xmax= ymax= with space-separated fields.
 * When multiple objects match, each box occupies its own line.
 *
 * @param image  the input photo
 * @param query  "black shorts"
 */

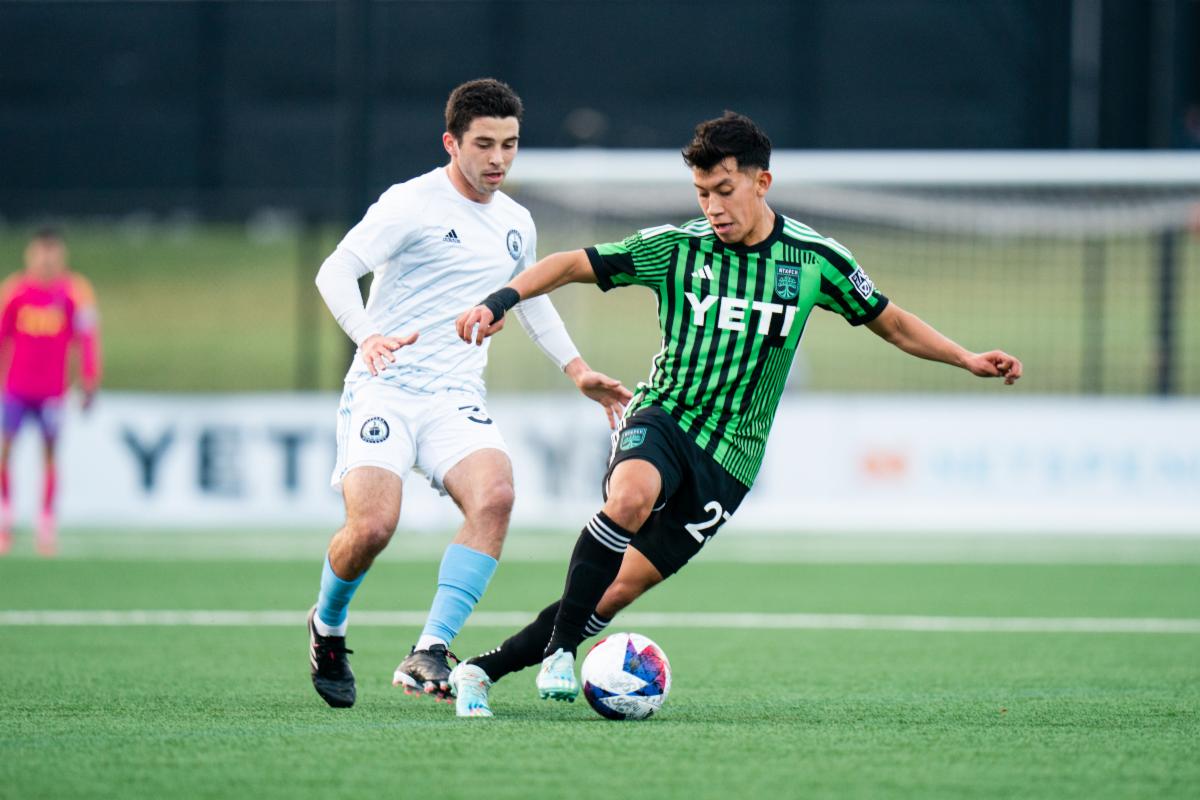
xmin=603 ymin=405 xmax=749 ymax=578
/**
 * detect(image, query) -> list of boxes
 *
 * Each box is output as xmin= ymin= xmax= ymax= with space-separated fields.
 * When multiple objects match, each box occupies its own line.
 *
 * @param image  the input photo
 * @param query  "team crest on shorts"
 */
xmin=774 ymin=265 xmax=800 ymax=301
xmin=506 ymin=229 xmax=523 ymax=260
xmin=360 ymin=417 xmax=389 ymax=443
xmin=619 ymin=427 xmax=647 ymax=451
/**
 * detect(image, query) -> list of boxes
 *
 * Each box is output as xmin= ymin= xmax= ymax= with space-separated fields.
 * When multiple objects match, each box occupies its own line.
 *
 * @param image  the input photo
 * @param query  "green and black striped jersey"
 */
xmin=585 ymin=213 xmax=888 ymax=487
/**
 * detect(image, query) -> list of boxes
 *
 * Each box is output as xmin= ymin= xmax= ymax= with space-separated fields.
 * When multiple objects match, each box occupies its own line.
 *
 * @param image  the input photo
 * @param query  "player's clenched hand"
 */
xmin=572 ymin=369 xmax=633 ymax=430
xmin=964 ymin=350 xmax=1023 ymax=385
xmin=360 ymin=332 xmax=418 ymax=376
xmin=455 ymin=306 xmax=506 ymax=346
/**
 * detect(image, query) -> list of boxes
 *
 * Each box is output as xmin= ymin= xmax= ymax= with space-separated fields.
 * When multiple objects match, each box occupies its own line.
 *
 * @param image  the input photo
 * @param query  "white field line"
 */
xmin=3 ymin=610 xmax=1200 ymax=634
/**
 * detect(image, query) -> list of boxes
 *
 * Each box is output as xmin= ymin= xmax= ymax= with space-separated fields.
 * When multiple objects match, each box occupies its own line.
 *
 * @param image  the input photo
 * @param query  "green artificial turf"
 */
xmin=1 ymin=549 xmax=1198 ymax=799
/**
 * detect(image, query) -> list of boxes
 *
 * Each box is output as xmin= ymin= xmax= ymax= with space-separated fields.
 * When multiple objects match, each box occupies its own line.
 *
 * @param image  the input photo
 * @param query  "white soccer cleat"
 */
xmin=448 ymin=662 xmax=494 ymax=718
xmin=536 ymin=648 xmax=579 ymax=702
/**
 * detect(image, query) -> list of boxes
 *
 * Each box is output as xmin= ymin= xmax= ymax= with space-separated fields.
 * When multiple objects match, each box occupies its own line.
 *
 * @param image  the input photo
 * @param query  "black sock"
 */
xmin=583 ymin=611 xmax=613 ymax=639
xmin=545 ymin=511 xmax=631 ymax=657
xmin=468 ymin=601 xmax=559 ymax=682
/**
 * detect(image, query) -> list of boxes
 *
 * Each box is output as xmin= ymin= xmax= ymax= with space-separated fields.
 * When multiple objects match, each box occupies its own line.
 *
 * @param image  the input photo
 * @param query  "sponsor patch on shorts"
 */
xmin=619 ymin=427 xmax=647 ymax=451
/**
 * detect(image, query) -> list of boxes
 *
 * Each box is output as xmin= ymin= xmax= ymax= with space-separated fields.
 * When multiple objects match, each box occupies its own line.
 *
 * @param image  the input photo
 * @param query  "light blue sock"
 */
xmin=419 ymin=543 xmax=498 ymax=646
xmin=315 ymin=556 xmax=365 ymax=634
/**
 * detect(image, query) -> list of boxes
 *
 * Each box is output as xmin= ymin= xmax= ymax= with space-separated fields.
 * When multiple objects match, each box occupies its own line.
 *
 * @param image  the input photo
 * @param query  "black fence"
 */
xmin=2 ymin=0 xmax=1197 ymax=220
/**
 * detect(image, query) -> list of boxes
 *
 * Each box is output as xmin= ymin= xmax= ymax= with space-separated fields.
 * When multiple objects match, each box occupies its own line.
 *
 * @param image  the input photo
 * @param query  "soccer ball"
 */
xmin=580 ymin=632 xmax=671 ymax=720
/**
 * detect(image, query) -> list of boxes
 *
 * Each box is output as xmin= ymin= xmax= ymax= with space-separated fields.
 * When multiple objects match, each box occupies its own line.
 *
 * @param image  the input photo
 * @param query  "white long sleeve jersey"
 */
xmin=317 ymin=166 xmax=579 ymax=396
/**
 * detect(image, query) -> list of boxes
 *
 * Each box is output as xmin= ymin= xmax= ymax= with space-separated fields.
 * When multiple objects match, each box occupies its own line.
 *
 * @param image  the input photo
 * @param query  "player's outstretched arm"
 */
xmin=865 ymin=303 xmax=1022 ymax=385
xmin=562 ymin=357 xmax=633 ymax=430
xmin=456 ymin=250 xmax=594 ymax=345
xmin=506 ymin=286 xmax=632 ymax=428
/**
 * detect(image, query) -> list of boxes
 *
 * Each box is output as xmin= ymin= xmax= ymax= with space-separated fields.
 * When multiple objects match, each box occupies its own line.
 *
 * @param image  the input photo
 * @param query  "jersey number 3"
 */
xmin=458 ymin=405 xmax=493 ymax=425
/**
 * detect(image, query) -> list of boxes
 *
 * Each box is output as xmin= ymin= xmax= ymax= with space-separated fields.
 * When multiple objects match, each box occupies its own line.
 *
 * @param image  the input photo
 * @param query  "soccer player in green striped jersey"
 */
xmin=448 ymin=112 xmax=1022 ymax=716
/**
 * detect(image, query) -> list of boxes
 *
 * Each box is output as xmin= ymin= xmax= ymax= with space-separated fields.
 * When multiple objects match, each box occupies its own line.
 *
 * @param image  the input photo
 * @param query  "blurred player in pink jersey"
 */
xmin=0 ymin=230 xmax=101 ymax=556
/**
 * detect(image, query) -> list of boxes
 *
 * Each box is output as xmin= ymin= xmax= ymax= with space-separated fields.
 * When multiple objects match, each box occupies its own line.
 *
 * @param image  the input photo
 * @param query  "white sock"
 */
xmin=415 ymin=634 xmax=448 ymax=652
xmin=313 ymin=615 xmax=347 ymax=638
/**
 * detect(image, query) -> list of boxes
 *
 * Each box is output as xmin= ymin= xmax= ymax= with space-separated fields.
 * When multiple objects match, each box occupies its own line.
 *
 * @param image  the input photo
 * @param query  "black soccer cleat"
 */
xmin=307 ymin=606 xmax=356 ymax=708
xmin=392 ymin=644 xmax=458 ymax=701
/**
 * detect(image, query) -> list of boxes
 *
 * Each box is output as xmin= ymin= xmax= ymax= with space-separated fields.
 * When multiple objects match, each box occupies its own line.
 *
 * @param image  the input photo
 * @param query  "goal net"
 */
xmin=495 ymin=151 xmax=1200 ymax=396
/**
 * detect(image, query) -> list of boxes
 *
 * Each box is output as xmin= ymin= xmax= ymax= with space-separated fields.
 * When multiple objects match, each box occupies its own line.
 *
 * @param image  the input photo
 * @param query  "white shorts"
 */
xmin=330 ymin=380 xmax=509 ymax=494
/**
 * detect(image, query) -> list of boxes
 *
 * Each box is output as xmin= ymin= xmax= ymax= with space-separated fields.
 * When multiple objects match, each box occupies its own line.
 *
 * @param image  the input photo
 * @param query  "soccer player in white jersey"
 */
xmin=307 ymin=79 xmax=631 ymax=709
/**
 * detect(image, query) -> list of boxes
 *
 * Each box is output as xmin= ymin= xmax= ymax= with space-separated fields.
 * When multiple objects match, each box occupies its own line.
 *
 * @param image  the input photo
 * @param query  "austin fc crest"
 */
xmin=506 ymin=229 xmax=523 ymax=260
xmin=774 ymin=265 xmax=800 ymax=301
xmin=360 ymin=417 xmax=389 ymax=443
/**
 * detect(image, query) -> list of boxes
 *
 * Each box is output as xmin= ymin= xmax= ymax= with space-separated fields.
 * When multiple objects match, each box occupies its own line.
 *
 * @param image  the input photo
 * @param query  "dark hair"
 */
xmin=445 ymin=78 xmax=524 ymax=140
xmin=681 ymin=111 xmax=771 ymax=172
xmin=29 ymin=227 xmax=64 ymax=246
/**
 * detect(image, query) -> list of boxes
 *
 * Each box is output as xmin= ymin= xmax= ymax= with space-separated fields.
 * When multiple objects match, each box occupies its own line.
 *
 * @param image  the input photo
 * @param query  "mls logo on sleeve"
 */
xmin=506 ymin=229 xmax=523 ymax=260
xmin=774 ymin=265 xmax=800 ymax=301
xmin=360 ymin=417 xmax=390 ymax=443
xmin=619 ymin=427 xmax=647 ymax=451
xmin=849 ymin=267 xmax=875 ymax=299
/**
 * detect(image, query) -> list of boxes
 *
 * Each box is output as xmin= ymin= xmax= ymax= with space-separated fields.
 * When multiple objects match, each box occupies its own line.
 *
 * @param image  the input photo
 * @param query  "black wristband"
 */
xmin=479 ymin=287 xmax=520 ymax=322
